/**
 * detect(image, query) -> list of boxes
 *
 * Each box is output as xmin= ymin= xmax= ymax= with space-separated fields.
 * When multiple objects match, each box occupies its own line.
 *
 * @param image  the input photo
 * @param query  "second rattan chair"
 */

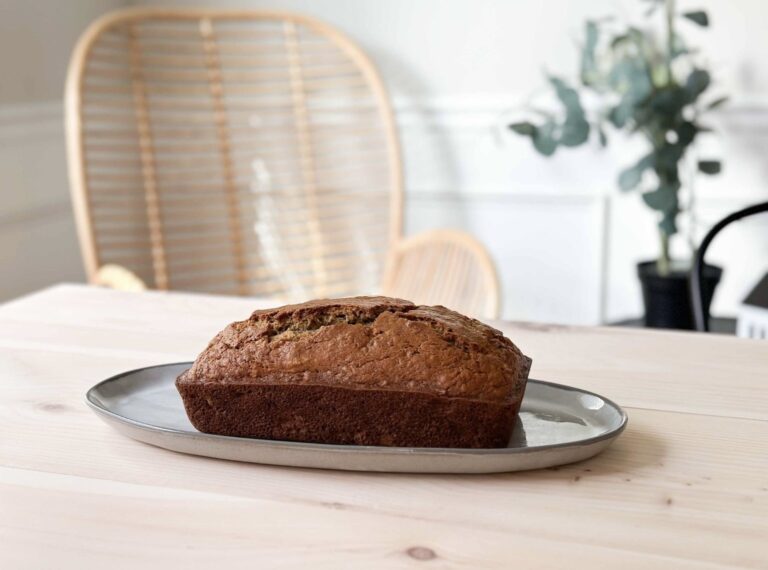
xmin=382 ymin=229 xmax=501 ymax=320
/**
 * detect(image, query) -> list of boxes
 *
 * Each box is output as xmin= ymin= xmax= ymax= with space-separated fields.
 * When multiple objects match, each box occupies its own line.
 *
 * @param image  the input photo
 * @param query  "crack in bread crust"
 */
xmin=249 ymin=297 xmax=415 ymax=339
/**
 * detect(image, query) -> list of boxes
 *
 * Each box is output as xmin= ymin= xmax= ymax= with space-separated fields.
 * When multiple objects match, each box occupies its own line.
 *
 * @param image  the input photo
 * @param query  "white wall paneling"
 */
xmin=0 ymin=0 xmax=126 ymax=105
xmin=406 ymin=190 xmax=606 ymax=325
xmin=0 ymin=0 xmax=129 ymax=302
xmin=396 ymin=96 xmax=768 ymax=324
xmin=0 ymin=102 xmax=84 ymax=302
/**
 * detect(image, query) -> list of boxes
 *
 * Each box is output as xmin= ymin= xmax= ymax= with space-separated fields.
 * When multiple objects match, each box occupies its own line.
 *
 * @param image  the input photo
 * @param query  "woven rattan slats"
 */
xmin=382 ymin=229 xmax=500 ymax=320
xmin=67 ymin=8 xmax=403 ymax=300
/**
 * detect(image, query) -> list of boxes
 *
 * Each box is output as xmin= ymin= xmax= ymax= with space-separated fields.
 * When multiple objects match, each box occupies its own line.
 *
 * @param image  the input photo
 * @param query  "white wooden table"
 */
xmin=1 ymin=284 xmax=766 ymax=569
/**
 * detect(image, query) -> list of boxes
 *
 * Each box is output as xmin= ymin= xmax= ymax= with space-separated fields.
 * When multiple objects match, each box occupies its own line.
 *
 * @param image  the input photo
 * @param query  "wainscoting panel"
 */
xmin=0 ymin=102 xmax=84 ymax=302
xmin=396 ymin=96 xmax=768 ymax=324
xmin=406 ymin=191 xmax=605 ymax=324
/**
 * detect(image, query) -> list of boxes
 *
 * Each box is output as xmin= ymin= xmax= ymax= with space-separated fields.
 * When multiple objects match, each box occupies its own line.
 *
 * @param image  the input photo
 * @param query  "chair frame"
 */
xmin=65 ymin=7 xmax=404 ymax=288
xmin=690 ymin=201 xmax=768 ymax=331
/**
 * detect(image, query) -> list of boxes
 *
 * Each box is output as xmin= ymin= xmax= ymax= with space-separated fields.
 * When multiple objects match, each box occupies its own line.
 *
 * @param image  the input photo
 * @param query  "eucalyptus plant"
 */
xmin=510 ymin=0 xmax=726 ymax=275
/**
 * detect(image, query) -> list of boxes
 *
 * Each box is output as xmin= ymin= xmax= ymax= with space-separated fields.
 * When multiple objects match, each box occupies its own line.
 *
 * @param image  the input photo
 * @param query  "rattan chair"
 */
xmin=382 ymin=229 xmax=501 ymax=319
xmin=66 ymin=7 xmax=403 ymax=300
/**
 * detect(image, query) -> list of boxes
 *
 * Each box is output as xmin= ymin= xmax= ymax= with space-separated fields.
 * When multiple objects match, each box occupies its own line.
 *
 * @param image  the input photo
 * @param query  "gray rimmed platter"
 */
xmin=85 ymin=362 xmax=628 ymax=474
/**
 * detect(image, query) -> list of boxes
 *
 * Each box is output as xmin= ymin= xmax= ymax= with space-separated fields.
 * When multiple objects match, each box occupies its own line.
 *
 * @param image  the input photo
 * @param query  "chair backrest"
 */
xmin=382 ymin=229 xmax=501 ymax=319
xmin=691 ymin=201 xmax=768 ymax=331
xmin=66 ymin=8 xmax=403 ymax=300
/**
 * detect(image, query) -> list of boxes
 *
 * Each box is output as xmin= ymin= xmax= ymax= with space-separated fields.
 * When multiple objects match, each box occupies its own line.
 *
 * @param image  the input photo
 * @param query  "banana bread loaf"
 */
xmin=176 ymin=296 xmax=531 ymax=448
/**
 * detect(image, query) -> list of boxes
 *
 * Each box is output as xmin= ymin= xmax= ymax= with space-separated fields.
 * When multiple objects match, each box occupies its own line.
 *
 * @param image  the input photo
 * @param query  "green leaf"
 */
xmin=548 ymin=76 xmax=590 ymax=147
xmin=670 ymin=35 xmax=691 ymax=59
xmin=629 ymin=103 xmax=654 ymax=132
xmin=509 ymin=122 xmax=536 ymax=136
xmin=619 ymin=166 xmax=643 ymax=191
xmin=618 ymin=154 xmax=654 ymax=191
xmin=533 ymin=121 xmax=558 ymax=156
xmin=642 ymin=182 xmax=680 ymax=212
xmin=608 ymin=60 xmax=653 ymax=115
xmin=706 ymin=96 xmax=729 ymax=110
xmin=560 ymin=118 xmax=590 ymax=147
xmin=580 ymin=21 xmax=599 ymax=86
xmin=629 ymin=72 xmax=653 ymax=103
xmin=609 ymin=95 xmax=636 ymax=128
xmin=609 ymin=59 xmax=652 ymax=103
xmin=698 ymin=160 xmax=722 ymax=175
xmin=676 ymin=121 xmax=698 ymax=147
xmin=684 ymin=69 xmax=711 ymax=102
xmin=683 ymin=11 xmax=709 ymax=27
xmin=650 ymin=87 xmax=687 ymax=115
xmin=655 ymin=143 xmax=684 ymax=169
xmin=659 ymin=212 xmax=678 ymax=236
xmin=549 ymin=76 xmax=583 ymax=114
xmin=642 ymin=189 xmax=674 ymax=211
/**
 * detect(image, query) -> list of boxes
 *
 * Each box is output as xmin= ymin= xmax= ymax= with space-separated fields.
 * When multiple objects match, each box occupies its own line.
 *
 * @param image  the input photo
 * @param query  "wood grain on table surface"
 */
xmin=0 ymin=284 xmax=766 ymax=569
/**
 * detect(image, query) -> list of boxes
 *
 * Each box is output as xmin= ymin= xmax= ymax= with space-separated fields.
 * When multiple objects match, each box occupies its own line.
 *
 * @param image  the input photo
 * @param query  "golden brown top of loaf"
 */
xmin=183 ymin=296 xmax=531 ymax=404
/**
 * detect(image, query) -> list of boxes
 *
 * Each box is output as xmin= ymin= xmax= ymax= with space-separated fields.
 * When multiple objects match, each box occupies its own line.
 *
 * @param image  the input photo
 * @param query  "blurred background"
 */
xmin=1 ymin=0 xmax=767 ymax=328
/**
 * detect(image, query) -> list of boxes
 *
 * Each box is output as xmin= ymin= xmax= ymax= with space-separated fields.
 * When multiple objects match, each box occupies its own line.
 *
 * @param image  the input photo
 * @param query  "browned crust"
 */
xmin=185 ymin=297 xmax=531 ymax=404
xmin=176 ymin=371 xmax=521 ymax=448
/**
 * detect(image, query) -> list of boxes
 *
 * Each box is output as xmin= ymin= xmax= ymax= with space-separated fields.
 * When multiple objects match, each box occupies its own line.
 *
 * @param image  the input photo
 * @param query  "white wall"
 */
xmin=0 ymin=0 xmax=126 ymax=302
xmin=0 ymin=0 xmax=126 ymax=105
xmin=3 ymin=0 xmax=767 ymax=324
xmin=129 ymin=0 xmax=768 ymax=324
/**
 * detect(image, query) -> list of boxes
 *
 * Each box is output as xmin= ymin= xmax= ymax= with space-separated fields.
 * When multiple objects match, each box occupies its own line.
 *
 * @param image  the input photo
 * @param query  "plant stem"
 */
xmin=685 ymin=149 xmax=697 ymax=257
xmin=655 ymin=0 xmax=676 ymax=277
xmin=658 ymin=228 xmax=671 ymax=276
xmin=665 ymin=0 xmax=676 ymax=82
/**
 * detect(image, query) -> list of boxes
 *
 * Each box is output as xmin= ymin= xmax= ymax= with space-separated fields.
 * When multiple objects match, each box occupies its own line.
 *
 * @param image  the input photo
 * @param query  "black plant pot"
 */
xmin=637 ymin=261 xmax=722 ymax=330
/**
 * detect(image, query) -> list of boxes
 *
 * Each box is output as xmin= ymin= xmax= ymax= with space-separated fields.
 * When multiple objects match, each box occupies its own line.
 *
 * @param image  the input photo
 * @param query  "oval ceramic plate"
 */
xmin=86 ymin=362 xmax=627 ymax=474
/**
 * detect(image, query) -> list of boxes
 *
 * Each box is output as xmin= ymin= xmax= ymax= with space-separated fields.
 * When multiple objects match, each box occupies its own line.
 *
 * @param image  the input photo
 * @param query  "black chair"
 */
xmin=690 ymin=201 xmax=768 ymax=332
